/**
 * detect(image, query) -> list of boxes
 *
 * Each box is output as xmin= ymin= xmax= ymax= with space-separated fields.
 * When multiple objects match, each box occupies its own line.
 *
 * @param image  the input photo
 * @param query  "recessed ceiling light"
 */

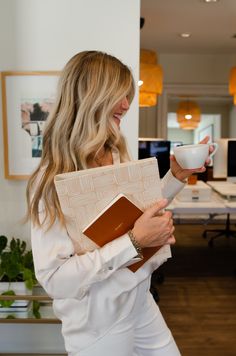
xmin=180 ymin=33 xmax=191 ymax=38
xmin=203 ymin=0 xmax=219 ymax=3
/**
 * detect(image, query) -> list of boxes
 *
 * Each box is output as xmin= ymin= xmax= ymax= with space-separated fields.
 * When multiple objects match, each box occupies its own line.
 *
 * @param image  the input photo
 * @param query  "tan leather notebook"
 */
xmin=82 ymin=193 xmax=162 ymax=272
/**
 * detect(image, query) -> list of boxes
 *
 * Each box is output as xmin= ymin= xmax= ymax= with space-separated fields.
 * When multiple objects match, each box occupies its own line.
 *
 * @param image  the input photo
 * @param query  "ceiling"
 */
xmin=140 ymin=0 xmax=236 ymax=54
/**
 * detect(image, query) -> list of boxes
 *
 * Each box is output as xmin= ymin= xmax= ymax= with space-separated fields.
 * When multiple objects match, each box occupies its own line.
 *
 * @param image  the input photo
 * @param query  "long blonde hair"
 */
xmin=26 ymin=51 xmax=135 ymax=229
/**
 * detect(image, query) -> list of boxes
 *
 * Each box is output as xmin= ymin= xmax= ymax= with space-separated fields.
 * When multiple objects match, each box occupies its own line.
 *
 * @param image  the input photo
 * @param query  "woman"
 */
xmin=26 ymin=51 xmax=209 ymax=356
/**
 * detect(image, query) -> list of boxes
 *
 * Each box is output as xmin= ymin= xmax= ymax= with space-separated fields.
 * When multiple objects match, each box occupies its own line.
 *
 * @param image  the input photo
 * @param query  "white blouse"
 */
xmin=31 ymin=160 xmax=185 ymax=353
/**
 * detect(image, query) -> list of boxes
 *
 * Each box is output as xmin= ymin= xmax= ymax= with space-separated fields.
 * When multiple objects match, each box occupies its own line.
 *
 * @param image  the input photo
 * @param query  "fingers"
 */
xmin=192 ymin=166 xmax=206 ymax=173
xmin=209 ymin=145 xmax=215 ymax=153
xmin=170 ymin=154 xmax=176 ymax=162
xmin=134 ymin=200 xmax=175 ymax=248
xmin=166 ymin=235 xmax=176 ymax=245
xmin=165 ymin=226 xmax=176 ymax=245
xmin=144 ymin=199 xmax=169 ymax=218
xmin=159 ymin=213 xmax=174 ymax=237
xmin=166 ymin=221 xmax=174 ymax=234
xmin=199 ymin=135 xmax=210 ymax=144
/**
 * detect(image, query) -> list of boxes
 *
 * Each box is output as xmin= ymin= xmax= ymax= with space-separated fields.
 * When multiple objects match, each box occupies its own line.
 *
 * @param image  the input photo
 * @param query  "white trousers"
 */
xmin=75 ymin=280 xmax=181 ymax=356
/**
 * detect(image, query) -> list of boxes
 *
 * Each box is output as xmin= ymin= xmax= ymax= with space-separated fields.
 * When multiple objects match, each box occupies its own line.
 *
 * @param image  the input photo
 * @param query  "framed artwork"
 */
xmin=1 ymin=71 xmax=60 ymax=179
xmin=198 ymin=124 xmax=214 ymax=143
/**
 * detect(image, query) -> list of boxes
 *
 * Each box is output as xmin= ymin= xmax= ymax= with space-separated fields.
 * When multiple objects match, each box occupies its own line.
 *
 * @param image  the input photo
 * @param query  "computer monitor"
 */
xmin=227 ymin=140 xmax=236 ymax=183
xmin=138 ymin=138 xmax=170 ymax=178
xmin=213 ymin=138 xmax=236 ymax=180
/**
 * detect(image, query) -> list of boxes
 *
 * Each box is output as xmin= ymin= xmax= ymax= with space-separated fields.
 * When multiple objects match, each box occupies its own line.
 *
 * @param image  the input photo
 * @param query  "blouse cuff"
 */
xmin=161 ymin=169 xmax=186 ymax=202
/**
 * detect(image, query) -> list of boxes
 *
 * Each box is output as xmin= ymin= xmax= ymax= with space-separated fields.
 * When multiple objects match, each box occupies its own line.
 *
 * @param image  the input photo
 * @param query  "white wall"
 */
xmin=0 ymin=0 xmax=140 ymax=353
xmin=0 ymin=0 xmax=140 ymax=241
xmin=159 ymin=53 xmax=236 ymax=84
xmin=194 ymin=114 xmax=221 ymax=144
xmin=167 ymin=128 xmax=193 ymax=145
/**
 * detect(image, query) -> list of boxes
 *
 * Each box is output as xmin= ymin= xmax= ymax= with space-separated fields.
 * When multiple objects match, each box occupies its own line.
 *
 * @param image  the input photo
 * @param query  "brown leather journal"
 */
xmin=82 ymin=193 xmax=161 ymax=272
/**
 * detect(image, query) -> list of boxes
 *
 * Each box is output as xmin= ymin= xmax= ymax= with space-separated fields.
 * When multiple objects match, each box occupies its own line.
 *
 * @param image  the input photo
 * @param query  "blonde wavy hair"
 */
xmin=26 ymin=51 xmax=135 ymax=229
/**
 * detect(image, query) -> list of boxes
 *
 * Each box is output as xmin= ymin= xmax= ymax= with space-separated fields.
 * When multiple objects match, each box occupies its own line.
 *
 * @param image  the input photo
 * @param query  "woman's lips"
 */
xmin=113 ymin=113 xmax=122 ymax=125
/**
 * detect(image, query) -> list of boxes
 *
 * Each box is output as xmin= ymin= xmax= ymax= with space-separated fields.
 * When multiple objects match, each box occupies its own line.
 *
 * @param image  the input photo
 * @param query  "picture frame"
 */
xmin=1 ymin=71 xmax=60 ymax=179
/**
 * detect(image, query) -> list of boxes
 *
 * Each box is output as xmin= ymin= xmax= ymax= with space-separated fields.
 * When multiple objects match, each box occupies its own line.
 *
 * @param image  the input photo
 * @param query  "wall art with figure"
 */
xmin=1 ymin=72 xmax=60 ymax=179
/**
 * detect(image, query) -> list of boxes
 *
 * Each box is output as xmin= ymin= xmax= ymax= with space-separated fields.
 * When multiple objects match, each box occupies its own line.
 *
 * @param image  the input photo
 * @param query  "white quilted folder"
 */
xmin=54 ymin=157 xmax=171 ymax=272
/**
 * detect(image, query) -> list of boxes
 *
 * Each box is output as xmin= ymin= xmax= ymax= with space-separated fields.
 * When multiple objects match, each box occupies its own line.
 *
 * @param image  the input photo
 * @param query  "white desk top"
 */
xmin=168 ymin=192 xmax=231 ymax=214
xmin=224 ymin=200 xmax=236 ymax=209
xmin=207 ymin=181 xmax=236 ymax=197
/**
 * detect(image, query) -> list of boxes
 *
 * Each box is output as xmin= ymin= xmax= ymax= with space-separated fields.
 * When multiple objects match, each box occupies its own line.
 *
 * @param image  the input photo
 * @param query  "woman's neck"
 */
xmin=89 ymin=147 xmax=113 ymax=168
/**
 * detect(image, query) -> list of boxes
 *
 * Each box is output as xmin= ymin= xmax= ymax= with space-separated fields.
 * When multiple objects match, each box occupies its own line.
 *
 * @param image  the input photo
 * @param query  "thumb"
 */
xmin=199 ymin=135 xmax=209 ymax=144
xmin=145 ymin=198 xmax=169 ymax=217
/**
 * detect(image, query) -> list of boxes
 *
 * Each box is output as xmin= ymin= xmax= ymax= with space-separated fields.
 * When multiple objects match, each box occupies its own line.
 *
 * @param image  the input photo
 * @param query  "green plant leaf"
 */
xmin=32 ymin=300 xmax=41 ymax=319
xmin=0 ymin=290 xmax=15 ymax=308
xmin=22 ymin=267 xmax=32 ymax=281
xmin=23 ymin=251 xmax=35 ymax=271
xmin=0 ymin=236 xmax=40 ymax=315
xmin=20 ymin=240 xmax=26 ymax=254
xmin=0 ymin=235 xmax=7 ymax=253
xmin=0 ymin=252 xmax=21 ymax=280
xmin=0 ymin=300 xmax=14 ymax=308
xmin=9 ymin=238 xmax=16 ymax=252
xmin=6 ymin=314 xmax=16 ymax=319
xmin=23 ymin=267 xmax=37 ymax=290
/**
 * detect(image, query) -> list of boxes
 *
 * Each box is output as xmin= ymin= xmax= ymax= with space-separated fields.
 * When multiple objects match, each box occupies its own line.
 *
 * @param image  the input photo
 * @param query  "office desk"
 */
xmin=205 ymin=182 xmax=236 ymax=245
xmin=168 ymin=192 xmax=226 ymax=215
xmin=207 ymin=181 xmax=236 ymax=199
xmin=168 ymin=190 xmax=236 ymax=246
xmin=225 ymin=200 xmax=236 ymax=210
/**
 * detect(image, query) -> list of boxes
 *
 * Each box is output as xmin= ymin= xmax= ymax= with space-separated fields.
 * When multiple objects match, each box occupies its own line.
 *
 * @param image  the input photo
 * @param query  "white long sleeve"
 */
xmin=161 ymin=169 xmax=185 ymax=202
xmin=31 ymin=218 xmax=138 ymax=299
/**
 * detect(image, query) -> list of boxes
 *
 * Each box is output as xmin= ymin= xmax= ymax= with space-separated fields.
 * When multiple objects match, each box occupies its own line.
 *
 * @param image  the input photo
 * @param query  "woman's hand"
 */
xmin=132 ymin=199 xmax=175 ymax=248
xmin=170 ymin=135 xmax=215 ymax=182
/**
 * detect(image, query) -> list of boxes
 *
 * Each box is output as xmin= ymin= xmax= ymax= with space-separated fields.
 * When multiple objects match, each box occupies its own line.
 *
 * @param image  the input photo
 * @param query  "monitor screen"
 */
xmin=227 ymin=140 xmax=236 ymax=182
xmin=138 ymin=139 xmax=170 ymax=178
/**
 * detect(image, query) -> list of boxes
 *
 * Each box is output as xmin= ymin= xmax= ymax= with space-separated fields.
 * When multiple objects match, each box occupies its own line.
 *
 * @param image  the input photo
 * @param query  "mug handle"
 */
xmin=208 ymin=142 xmax=218 ymax=159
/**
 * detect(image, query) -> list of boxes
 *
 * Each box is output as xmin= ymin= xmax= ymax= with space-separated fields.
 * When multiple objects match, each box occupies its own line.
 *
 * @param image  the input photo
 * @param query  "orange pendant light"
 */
xmin=139 ymin=49 xmax=163 ymax=107
xmin=177 ymin=100 xmax=201 ymax=130
xmin=229 ymin=67 xmax=236 ymax=105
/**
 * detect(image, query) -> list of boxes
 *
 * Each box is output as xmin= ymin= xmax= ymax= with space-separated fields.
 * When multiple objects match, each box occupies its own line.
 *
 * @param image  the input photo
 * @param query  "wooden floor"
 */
xmin=153 ymin=223 xmax=236 ymax=356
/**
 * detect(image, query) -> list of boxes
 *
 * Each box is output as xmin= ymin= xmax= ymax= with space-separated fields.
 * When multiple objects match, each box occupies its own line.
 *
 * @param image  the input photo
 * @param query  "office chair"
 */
xmin=203 ymin=213 xmax=236 ymax=247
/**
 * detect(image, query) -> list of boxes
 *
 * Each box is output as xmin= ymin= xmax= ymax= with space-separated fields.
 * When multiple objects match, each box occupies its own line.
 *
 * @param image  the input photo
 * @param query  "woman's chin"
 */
xmin=113 ymin=118 xmax=121 ymax=128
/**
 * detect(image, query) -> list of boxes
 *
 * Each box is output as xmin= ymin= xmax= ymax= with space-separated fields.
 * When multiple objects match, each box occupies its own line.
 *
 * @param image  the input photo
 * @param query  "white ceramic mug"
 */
xmin=173 ymin=143 xmax=218 ymax=169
